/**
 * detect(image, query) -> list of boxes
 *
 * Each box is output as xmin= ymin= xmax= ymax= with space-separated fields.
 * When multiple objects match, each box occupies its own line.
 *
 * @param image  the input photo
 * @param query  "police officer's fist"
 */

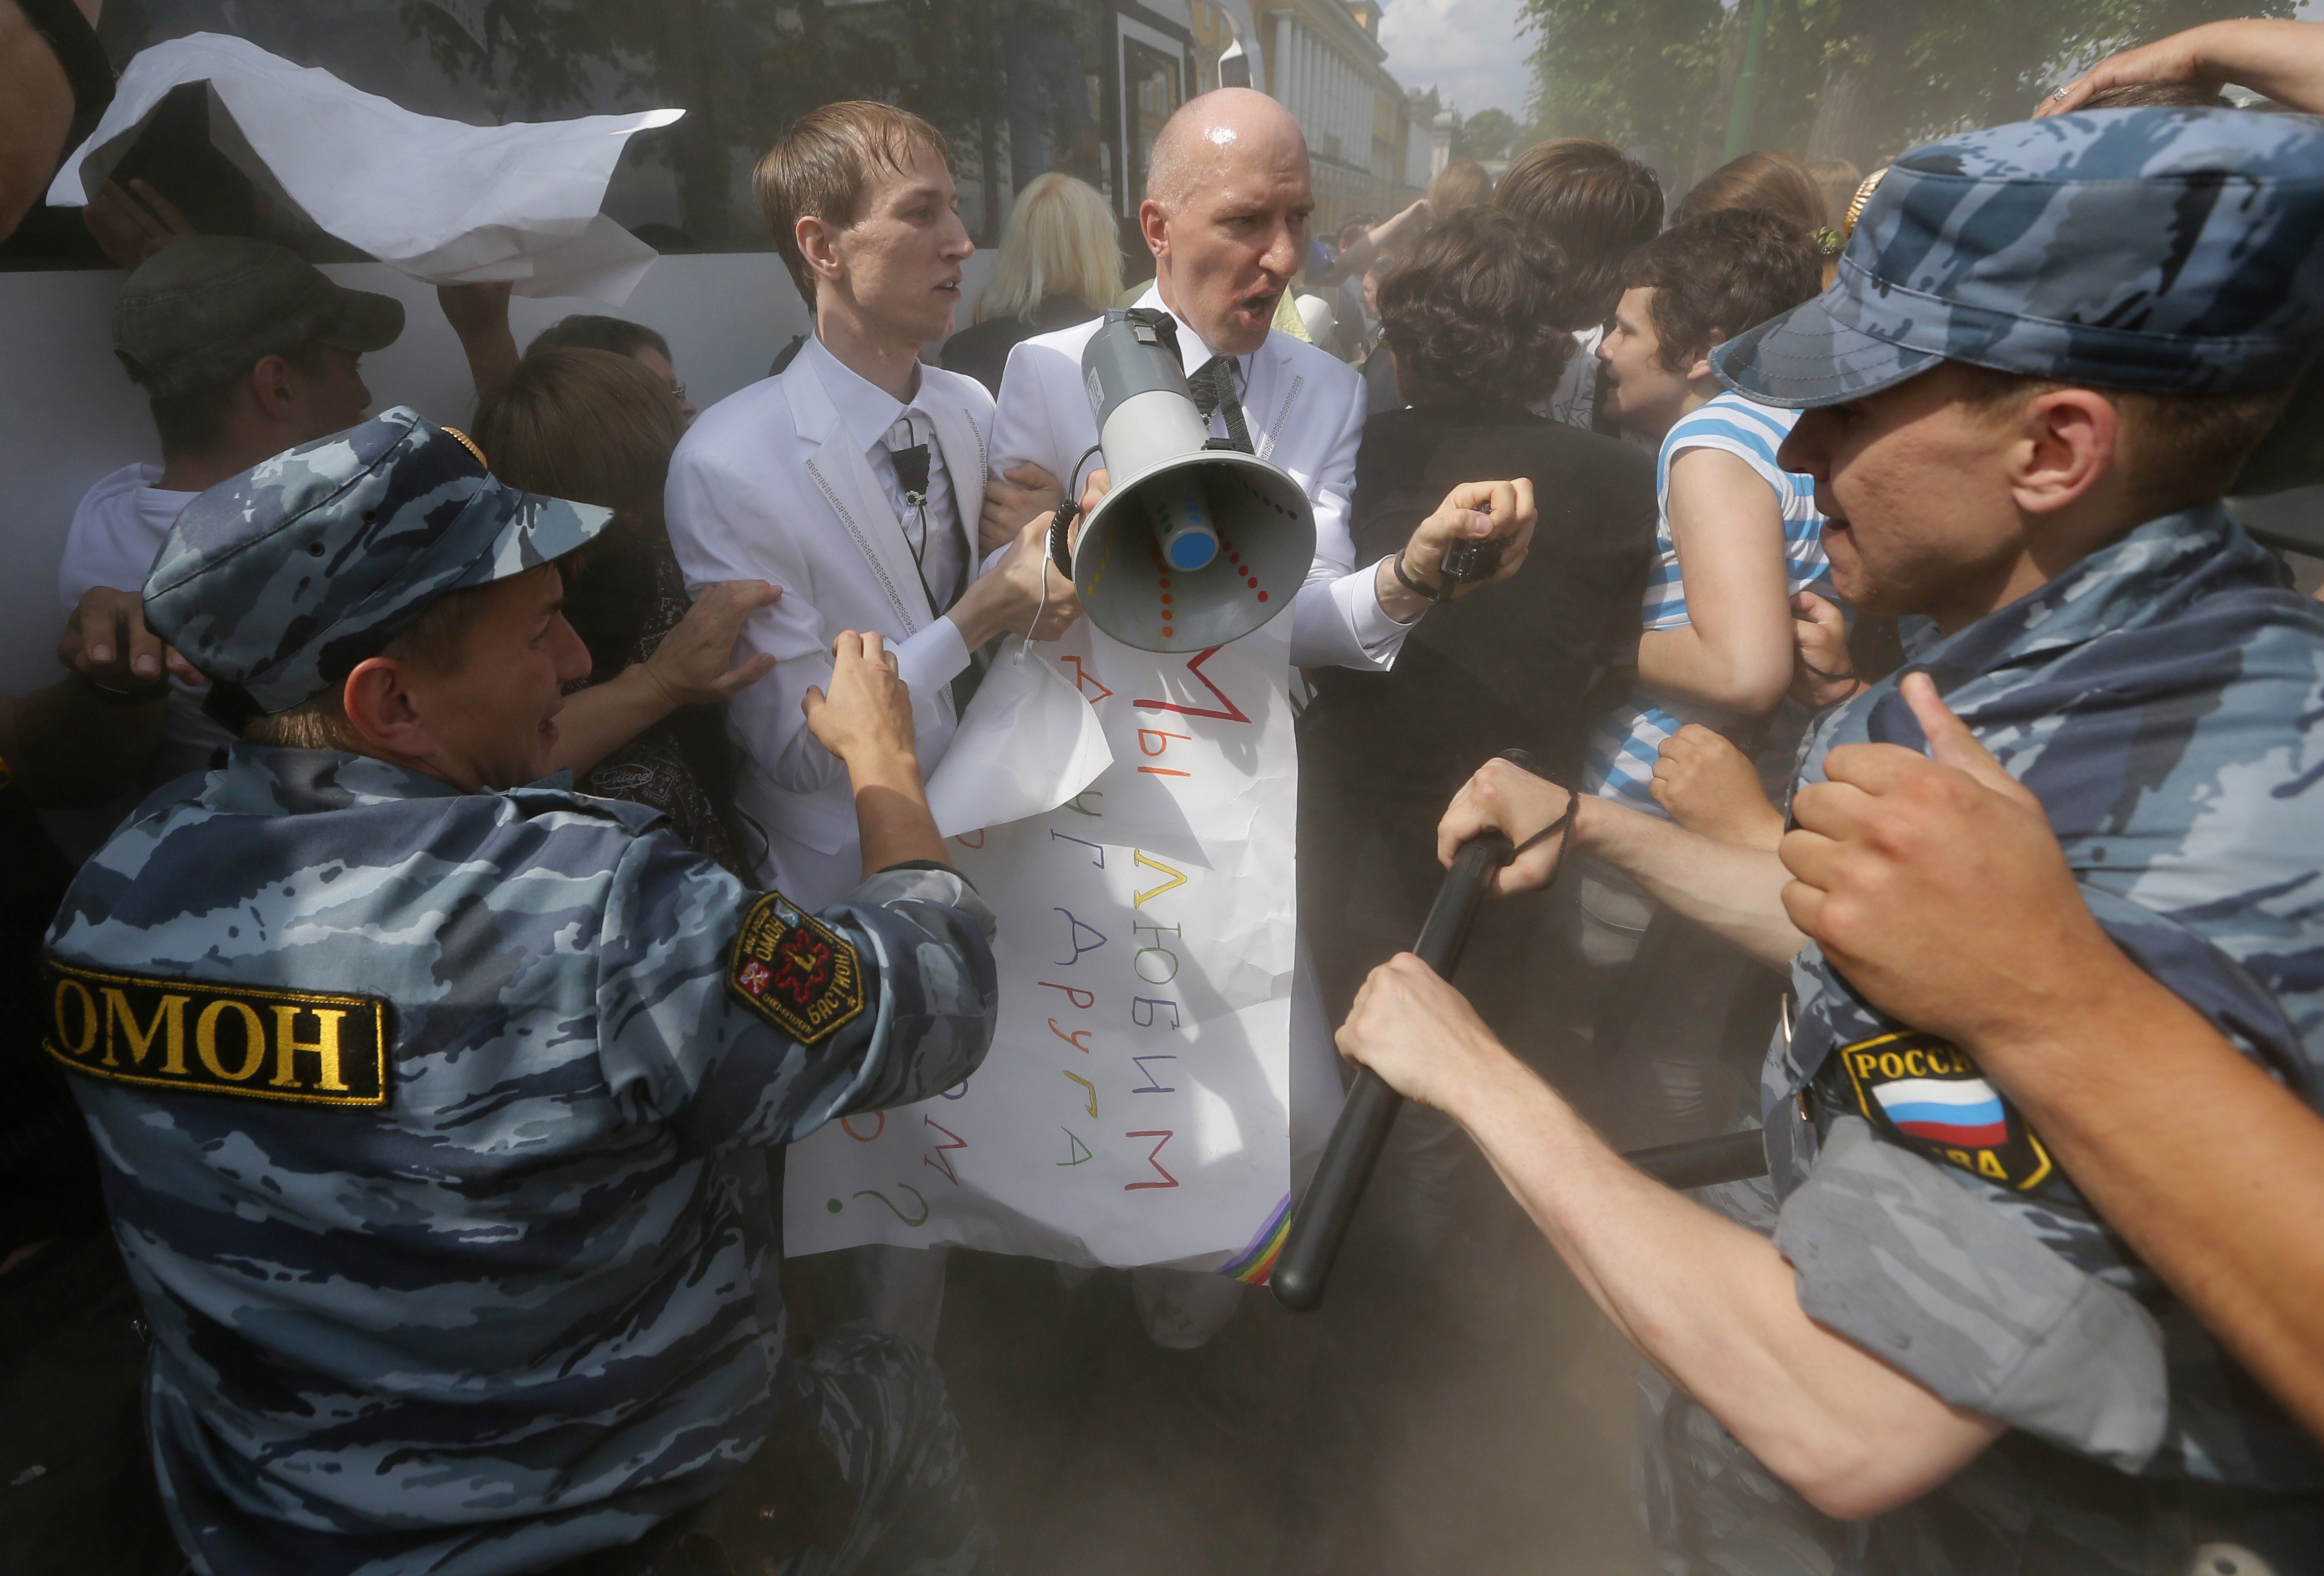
xmin=1780 ymin=673 xmax=2101 ymax=1049
xmin=1438 ymin=756 xmax=1572 ymax=897
xmin=1337 ymin=952 xmax=1525 ymax=1117
xmin=802 ymin=631 xmax=917 ymax=766
xmin=1788 ymin=591 xmax=1861 ymax=711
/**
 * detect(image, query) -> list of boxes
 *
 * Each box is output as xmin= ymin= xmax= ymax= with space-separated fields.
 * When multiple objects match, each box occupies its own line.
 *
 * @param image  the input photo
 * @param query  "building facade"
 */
xmin=1254 ymin=0 xmax=1412 ymax=232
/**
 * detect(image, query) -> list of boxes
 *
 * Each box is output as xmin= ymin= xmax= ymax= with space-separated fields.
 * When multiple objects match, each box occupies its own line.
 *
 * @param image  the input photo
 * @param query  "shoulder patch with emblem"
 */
xmin=729 ymin=892 xmax=867 ymax=1045
xmin=43 ymin=959 xmax=389 ymax=1107
xmin=1837 ymin=1030 xmax=2053 ymax=1190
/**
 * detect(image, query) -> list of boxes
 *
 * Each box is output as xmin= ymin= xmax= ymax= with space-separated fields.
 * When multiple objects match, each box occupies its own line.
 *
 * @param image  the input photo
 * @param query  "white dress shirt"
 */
xmin=989 ymin=283 xmax=1412 ymax=672
xmin=664 ymin=334 xmax=992 ymax=901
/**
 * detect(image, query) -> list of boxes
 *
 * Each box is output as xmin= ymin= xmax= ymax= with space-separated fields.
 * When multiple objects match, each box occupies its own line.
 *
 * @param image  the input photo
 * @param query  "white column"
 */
xmin=1319 ymin=37 xmax=1331 ymax=141
xmin=1292 ymin=29 xmax=1311 ymax=129
xmin=1342 ymin=56 xmax=1354 ymax=158
xmin=1311 ymin=34 xmax=1324 ymax=136
xmin=1344 ymin=57 xmax=1357 ymax=160
xmin=1274 ymin=11 xmax=1292 ymax=102
xmin=1297 ymin=30 xmax=1311 ymax=129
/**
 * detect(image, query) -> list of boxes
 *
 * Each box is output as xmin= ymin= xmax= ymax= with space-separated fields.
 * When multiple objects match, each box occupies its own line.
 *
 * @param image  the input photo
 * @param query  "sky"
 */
xmin=1382 ymin=0 xmax=2324 ymax=128
xmin=1376 ymin=0 xmax=1534 ymax=122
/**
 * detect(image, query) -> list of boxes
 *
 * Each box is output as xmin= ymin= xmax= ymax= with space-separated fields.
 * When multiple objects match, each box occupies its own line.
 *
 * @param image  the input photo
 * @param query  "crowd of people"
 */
xmin=9 ymin=2 xmax=2324 ymax=1573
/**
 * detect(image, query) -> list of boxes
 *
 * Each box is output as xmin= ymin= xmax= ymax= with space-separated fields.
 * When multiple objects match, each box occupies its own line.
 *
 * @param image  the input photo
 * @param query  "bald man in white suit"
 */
xmin=991 ymin=88 xmax=1536 ymax=1345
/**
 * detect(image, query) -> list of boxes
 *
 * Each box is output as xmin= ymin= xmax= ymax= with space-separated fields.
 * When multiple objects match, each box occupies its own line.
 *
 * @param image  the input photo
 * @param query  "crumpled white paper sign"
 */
xmin=786 ymin=624 xmax=1301 ymax=1273
xmin=48 ymin=32 xmax=681 ymax=303
xmin=925 ymin=637 xmax=1114 ymax=838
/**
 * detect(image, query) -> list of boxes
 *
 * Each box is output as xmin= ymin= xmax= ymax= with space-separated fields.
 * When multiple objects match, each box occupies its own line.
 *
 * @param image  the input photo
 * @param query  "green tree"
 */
xmin=1455 ymin=106 xmax=1524 ymax=161
xmin=1519 ymin=0 xmax=1724 ymax=161
xmin=1519 ymin=0 xmax=2294 ymax=183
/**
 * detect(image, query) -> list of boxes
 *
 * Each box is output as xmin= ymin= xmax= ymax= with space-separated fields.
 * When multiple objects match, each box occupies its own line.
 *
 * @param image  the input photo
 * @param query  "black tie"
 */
xmin=1191 ymin=356 xmax=1254 ymax=454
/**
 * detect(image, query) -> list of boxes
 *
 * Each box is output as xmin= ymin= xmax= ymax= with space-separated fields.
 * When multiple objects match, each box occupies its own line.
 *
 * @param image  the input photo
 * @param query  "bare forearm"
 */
xmin=1972 ymin=957 xmax=2324 ymax=1442
xmin=2181 ymin=19 xmax=2324 ymax=111
xmin=1331 ymin=199 xmax=1427 ymax=280
xmin=846 ymin=751 xmax=945 ymax=876
xmin=1575 ymin=794 xmax=1805 ymax=968
xmin=1447 ymin=1054 xmax=1998 ymax=1516
xmin=449 ymin=296 xmax=522 ymax=404
xmin=549 ymin=668 xmax=677 ymax=778
xmin=1637 ymin=626 xmax=1791 ymax=716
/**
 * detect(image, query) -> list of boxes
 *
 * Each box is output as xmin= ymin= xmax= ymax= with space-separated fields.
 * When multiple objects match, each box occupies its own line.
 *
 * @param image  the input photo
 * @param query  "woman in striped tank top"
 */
xmin=1583 ymin=209 xmax=1831 ymax=814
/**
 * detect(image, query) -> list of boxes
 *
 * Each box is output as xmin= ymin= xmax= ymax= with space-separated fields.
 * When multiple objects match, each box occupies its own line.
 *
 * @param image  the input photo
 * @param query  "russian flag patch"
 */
xmin=1837 ymin=1031 xmax=2053 ymax=1191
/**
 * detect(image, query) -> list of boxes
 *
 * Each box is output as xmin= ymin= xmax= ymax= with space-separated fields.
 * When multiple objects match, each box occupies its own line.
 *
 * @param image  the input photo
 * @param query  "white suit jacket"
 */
xmin=664 ymin=339 xmax=992 ymax=877
xmin=988 ymin=283 xmax=1409 ymax=671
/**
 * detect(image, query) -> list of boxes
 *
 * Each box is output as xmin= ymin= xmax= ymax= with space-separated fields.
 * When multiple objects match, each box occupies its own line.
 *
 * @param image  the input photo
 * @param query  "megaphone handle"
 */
xmin=1269 ymin=831 xmax=1514 ymax=1313
xmin=1047 ymin=500 xmax=1077 ymax=581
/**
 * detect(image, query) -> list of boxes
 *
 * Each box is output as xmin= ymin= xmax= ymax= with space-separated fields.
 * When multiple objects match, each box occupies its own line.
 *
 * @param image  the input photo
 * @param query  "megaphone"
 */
xmin=1050 ymin=309 xmax=1316 ymax=652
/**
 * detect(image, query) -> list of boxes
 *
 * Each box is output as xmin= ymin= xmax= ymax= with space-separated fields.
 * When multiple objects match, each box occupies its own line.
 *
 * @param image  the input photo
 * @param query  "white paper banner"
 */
xmin=785 ymin=619 xmax=1299 ymax=1276
xmin=925 ymin=637 xmax=1113 ymax=839
xmin=49 ymin=33 xmax=680 ymax=304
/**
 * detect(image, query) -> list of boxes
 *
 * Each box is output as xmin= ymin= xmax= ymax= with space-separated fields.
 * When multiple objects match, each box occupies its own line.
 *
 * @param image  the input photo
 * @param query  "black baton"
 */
xmin=1270 ymin=837 xmax=1773 ymax=1313
xmin=1271 ymin=831 xmax=1515 ymax=1312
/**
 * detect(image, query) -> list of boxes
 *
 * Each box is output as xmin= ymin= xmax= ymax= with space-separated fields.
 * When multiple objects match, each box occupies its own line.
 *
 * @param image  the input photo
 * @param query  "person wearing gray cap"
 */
xmin=40 ymin=405 xmax=1006 ymax=1575
xmin=57 ymin=234 xmax=494 ymax=787
xmin=1339 ymin=106 xmax=2324 ymax=1574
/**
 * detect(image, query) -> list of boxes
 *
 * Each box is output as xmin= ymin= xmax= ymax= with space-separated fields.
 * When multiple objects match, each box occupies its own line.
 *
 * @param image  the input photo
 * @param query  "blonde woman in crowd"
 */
xmin=941 ymin=171 xmax=1122 ymax=395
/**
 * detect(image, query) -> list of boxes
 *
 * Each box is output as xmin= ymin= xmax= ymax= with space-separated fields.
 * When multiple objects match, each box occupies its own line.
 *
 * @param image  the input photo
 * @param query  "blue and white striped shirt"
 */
xmin=1584 ymin=392 xmax=1829 ymax=811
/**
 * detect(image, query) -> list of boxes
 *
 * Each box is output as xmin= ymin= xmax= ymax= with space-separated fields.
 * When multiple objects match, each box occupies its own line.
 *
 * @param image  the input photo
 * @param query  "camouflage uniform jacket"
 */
xmin=41 ymin=745 xmax=998 ymax=1576
xmin=1762 ymin=503 xmax=2324 ymax=1536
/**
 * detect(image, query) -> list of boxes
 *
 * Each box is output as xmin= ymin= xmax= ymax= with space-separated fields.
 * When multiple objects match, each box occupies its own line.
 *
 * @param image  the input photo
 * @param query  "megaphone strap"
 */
xmin=1190 ymin=357 xmax=1255 ymax=455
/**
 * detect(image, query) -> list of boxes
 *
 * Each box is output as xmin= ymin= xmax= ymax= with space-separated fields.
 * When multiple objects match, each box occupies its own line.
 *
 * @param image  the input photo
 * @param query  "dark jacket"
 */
xmin=1308 ymin=404 xmax=1655 ymax=789
xmin=563 ymin=520 xmax=746 ymax=873
xmin=1300 ymin=406 xmax=1654 ymax=986
xmin=0 ymin=787 xmax=101 ymax=1258
xmin=940 ymin=295 xmax=1100 ymax=396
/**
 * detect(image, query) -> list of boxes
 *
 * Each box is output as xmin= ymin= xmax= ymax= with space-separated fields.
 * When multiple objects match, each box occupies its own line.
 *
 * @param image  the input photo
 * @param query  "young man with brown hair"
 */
xmin=1558 ymin=210 xmax=1829 ymax=1150
xmin=1346 ymin=108 xmax=2324 ymax=1574
xmin=666 ymin=101 xmax=1073 ymax=916
xmin=665 ymin=101 xmax=1084 ymax=1354
xmin=1492 ymin=136 xmax=1664 ymax=430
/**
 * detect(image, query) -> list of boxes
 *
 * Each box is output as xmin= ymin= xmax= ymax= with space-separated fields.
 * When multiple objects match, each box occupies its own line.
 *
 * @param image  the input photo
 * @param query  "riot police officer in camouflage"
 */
xmin=1342 ymin=106 xmax=2324 ymax=1573
xmin=40 ymin=407 xmax=1003 ymax=1576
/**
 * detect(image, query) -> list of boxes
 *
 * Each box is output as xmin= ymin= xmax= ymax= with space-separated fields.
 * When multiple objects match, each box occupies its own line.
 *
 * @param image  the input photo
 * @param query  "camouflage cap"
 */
xmin=115 ymin=236 xmax=405 ymax=400
xmin=144 ymin=406 xmax=612 ymax=716
xmin=1713 ymin=109 xmax=2324 ymax=408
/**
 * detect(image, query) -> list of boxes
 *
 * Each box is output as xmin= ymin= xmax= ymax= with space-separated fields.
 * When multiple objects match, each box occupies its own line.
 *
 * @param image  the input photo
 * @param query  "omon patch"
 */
xmin=729 ymin=893 xmax=866 ymax=1045
xmin=44 ymin=959 xmax=389 ymax=1106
